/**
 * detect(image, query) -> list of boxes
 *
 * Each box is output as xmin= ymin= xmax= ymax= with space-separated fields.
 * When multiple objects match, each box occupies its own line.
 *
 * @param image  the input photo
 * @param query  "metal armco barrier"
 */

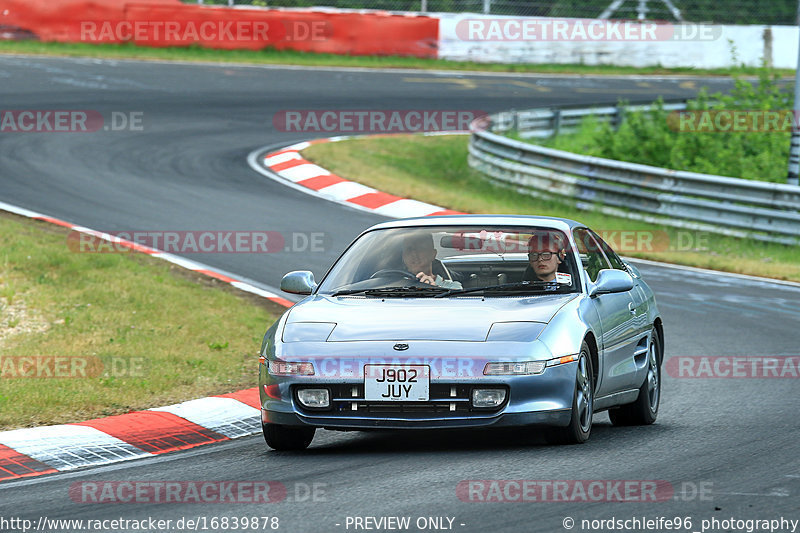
xmin=469 ymin=104 xmax=800 ymax=245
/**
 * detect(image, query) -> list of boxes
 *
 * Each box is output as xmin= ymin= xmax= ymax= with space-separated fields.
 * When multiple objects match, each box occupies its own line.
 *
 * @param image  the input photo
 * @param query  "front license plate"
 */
xmin=364 ymin=365 xmax=430 ymax=402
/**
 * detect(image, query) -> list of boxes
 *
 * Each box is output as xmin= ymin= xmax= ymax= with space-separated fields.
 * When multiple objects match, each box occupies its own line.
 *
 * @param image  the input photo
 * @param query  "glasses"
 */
xmin=528 ymin=252 xmax=555 ymax=261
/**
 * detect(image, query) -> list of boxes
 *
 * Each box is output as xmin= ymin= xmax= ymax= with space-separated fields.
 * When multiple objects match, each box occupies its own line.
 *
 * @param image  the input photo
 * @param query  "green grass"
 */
xmin=303 ymin=134 xmax=800 ymax=282
xmin=0 ymin=40 xmax=792 ymax=77
xmin=0 ymin=213 xmax=279 ymax=430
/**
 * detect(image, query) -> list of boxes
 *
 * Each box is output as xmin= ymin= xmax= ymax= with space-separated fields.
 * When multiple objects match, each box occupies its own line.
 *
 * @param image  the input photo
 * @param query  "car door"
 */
xmin=590 ymin=230 xmax=651 ymax=338
xmin=573 ymin=228 xmax=639 ymax=396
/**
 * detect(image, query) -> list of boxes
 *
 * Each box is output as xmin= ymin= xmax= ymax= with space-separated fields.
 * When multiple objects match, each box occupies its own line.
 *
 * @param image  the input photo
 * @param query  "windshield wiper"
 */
xmin=331 ymin=286 xmax=449 ymax=297
xmin=434 ymin=280 xmax=561 ymax=298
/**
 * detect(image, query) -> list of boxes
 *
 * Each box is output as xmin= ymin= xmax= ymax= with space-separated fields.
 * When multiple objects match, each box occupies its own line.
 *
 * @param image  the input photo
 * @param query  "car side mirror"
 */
xmin=280 ymin=271 xmax=317 ymax=295
xmin=589 ymin=269 xmax=634 ymax=297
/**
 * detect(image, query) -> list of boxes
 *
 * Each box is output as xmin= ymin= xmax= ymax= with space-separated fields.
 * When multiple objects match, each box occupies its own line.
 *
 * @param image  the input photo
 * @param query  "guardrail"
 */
xmin=469 ymin=103 xmax=800 ymax=245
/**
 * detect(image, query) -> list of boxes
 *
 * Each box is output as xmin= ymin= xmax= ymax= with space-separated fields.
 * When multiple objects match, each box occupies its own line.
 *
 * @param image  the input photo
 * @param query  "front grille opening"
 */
xmin=294 ymin=384 xmax=508 ymax=418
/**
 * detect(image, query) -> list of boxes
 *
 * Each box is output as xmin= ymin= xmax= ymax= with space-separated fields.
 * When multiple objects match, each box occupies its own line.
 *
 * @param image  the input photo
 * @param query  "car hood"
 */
xmin=284 ymin=293 xmax=578 ymax=342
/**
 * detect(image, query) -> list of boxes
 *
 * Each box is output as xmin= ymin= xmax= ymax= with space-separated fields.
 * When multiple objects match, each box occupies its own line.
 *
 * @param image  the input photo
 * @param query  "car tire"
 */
xmin=545 ymin=341 xmax=594 ymax=445
xmin=609 ymin=328 xmax=661 ymax=426
xmin=262 ymin=423 xmax=315 ymax=451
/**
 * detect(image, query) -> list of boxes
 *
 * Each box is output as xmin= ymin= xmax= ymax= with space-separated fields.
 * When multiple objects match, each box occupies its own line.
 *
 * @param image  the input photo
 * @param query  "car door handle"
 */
xmin=628 ymin=302 xmax=636 ymax=315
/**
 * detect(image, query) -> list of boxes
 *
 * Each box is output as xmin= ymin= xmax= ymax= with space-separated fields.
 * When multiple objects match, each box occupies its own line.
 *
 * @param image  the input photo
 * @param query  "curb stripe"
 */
xmin=0 ymin=445 xmax=57 ymax=480
xmin=264 ymin=151 xmax=302 ymax=166
xmin=316 ymin=181 xmax=376 ymax=201
xmin=216 ymin=387 xmax=261 ymax=410
xmin=195 ymin=269 xmax=237 ymax=283
xmin=348 ymin=191 xmax=403 ymax=209
xmin=276 ymin=163 xmax=331 ymax=182
xmin=270 ymin=158 xmax=308 ymax=172
xmin=0 ymin=425 xmax=152 ymax=472
xmin=74 ymin=412 xmax=229 ymax=455
xmin=150 ymin=398 xmax=261 ymax=440
xmin=429 ymin=209 xmax=464 ymax=216
xmin=297 ymin=174 xmax=346 ymax=190
xmin=259 ymin=134 xmax=466 ymax=218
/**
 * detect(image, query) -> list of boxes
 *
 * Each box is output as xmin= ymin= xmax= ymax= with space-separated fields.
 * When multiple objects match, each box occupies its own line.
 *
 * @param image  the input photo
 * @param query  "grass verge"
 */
xmin=0 ymin=212 xmax=279 ymax=430
xmin=0 ymin=40 xmax=791 ymax=77
xmin=303 ymin=134 xmax=800 ymax=282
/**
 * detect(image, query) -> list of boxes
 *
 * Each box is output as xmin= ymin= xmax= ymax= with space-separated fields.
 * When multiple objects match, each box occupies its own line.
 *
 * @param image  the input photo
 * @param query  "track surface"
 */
xmin=1 ymin=56 xmax=798 ymax=532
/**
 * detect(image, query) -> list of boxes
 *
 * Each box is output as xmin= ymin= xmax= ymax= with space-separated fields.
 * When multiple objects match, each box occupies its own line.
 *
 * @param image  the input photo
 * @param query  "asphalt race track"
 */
xmin=1 ymin=56 xmax=798 ymax=532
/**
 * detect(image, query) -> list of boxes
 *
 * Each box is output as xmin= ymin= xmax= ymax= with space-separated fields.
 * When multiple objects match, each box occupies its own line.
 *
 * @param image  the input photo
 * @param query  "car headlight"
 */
xmin=483 ymin=354 xmax=579 ymax=375
xmin=268 ymin=360 xmax=315 ymax=376
xmin=484 ymin=361 xmax=546 ymax=375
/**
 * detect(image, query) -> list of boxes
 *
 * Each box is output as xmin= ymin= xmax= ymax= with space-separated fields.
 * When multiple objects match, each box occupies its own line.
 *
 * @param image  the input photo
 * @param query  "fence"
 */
xmin=468 ymin=104 xmax=800 ymax=245
xmin=186 ymin=1 xmax=800 ymax=26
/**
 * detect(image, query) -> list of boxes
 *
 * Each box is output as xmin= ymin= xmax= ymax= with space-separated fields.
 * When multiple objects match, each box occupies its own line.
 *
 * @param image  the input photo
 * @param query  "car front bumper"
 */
xmin=259 ymin=361 xmax=577 ymax=430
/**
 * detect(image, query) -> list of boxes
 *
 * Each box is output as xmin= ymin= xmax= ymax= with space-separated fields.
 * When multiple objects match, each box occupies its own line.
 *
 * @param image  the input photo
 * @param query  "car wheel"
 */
xmin=609 ymin=328 xmax=661 ymax=426
xmin=546 ymin=341 xmax=593 ymax=445
xmin=262 ymin=423 xmax=315 ymax=451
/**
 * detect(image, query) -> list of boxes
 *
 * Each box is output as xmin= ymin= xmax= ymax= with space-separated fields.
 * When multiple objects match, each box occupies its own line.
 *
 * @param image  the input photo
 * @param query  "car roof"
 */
xmin=365 ymin=214 xmax=584 ymax=234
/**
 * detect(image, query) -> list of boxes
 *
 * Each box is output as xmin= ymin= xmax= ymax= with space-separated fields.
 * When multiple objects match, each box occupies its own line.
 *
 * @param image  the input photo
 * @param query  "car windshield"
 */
xmin=317 ymin=225 xmax=580 ymax=297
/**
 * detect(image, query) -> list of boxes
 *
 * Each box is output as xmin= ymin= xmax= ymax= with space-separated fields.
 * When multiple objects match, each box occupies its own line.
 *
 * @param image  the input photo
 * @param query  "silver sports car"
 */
xmin=258 ymin=215 xmax=663 ymax=450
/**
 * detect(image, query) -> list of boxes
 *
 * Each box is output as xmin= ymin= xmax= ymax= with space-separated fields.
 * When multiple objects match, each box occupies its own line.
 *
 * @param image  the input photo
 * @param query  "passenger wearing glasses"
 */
xmin=522 ymin=232 xmax=568 ymax=284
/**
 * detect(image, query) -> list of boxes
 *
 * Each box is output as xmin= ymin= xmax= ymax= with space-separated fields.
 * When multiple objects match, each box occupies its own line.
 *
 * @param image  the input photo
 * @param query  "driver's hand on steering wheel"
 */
xmin=415 ymin=272 xmax=436 ymax=285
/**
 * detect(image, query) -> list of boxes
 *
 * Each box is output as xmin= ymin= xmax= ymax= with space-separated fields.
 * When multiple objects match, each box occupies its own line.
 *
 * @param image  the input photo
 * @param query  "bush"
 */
xmin=543 ymin=67 xmax=792 ymax=182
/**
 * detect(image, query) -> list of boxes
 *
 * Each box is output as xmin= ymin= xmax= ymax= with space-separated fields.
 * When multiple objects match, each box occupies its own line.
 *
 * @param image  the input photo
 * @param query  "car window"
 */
xmin=572 ymin=228 xmax=611 ymax=282
xmin=589 ymin=230 xmax=627 ymax=271
xmin=317 ymin=225 xmax=580 ymax=296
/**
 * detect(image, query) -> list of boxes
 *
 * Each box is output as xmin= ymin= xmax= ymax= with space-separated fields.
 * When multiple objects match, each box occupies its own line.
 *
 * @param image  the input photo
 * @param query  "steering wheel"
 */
xmin=369 ymin=269 xmax=418 ymax=281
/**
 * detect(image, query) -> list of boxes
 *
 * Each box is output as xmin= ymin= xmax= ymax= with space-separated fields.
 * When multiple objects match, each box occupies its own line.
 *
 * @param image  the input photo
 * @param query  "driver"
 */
xmin=401 ymin=233 xmax=462 ymax=289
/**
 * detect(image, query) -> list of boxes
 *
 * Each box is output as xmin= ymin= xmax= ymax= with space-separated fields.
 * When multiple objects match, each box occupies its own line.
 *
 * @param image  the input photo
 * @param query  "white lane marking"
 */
xmin=715 ymin=489 xmax=790 ymax=497
xmin=151 ymin=398 xmax=261 ymax=439
xmin=230 ymin=280 xmax=283 ymax=300
xmin=0 ymin=200 xmax=44 ymax=218
xmin=626 ymin=257 xmax=800 ymax=289
xmin=0 ymin=426 xmax=152 ymax=471
xmin=1 ymin=198 xmax=290 ymax=304
xmin=149 ymin=252 xmax=208 ymax=272
xmin=0 ymin=54 xmax=736 ymax=81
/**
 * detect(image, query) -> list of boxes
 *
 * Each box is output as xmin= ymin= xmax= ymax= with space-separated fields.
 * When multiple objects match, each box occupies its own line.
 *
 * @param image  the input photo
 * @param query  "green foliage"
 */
xmin=544 ymin=67 xmax=793 ymax=182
